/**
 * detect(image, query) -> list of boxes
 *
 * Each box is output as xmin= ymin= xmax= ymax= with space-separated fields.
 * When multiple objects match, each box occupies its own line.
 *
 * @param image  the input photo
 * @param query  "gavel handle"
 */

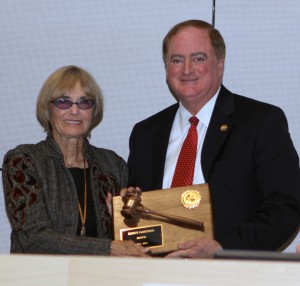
xmin=136 ymin=206 xmax=204 ymax=231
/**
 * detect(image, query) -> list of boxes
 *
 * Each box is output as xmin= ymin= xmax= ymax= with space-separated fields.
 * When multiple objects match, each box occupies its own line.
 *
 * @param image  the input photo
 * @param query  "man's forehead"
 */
xmin=168 ymin=28 xmax=210 ymax=47
xmin=174 ymin=26 xmax=209 ymax=37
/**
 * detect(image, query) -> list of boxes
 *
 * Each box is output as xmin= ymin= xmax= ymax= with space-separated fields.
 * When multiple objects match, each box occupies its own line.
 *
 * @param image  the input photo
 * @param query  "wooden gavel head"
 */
xmin=121 ymin=190 xmax=142 ymax=219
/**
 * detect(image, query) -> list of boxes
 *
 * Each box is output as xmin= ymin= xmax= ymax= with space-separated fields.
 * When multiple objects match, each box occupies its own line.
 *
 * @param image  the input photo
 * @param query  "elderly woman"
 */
xmin=2 ymin=65 xmax=149 ymax=256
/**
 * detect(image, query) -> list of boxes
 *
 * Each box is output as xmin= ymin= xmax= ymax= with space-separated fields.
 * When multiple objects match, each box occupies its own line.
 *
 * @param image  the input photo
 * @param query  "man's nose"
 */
xmin=183 ymin=59 xmax=194 ymax=73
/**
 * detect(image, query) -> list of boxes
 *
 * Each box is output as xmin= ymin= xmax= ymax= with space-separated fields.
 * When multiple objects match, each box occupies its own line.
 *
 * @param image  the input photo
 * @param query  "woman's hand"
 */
xmin=106 ymin=187 xmax=142 ymax=216
xmin=105 ymin=192 xmax=113 ymax=216
xmin=120 ymin=187 xmax=142 ymax=200
xmin=110 ymin=240 xmax=151 ymax=257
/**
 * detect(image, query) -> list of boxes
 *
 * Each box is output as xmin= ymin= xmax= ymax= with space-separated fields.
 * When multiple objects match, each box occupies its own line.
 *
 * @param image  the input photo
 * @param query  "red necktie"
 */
xmin=171 ymin=116 xmax=199 ymax=188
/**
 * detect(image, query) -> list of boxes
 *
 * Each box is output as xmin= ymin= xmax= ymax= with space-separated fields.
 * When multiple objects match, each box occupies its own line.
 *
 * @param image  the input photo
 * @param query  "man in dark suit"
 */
xmin=127 ymin=20 xmax=300 ymax=258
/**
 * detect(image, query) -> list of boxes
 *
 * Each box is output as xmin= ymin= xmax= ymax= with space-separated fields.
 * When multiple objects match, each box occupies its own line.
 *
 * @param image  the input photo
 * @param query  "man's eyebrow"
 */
xmin=170 ymin=54 xmax=184 ymax=59
xmin=191 ymin=52 xmax=208 ymax=58
xmin=169 ymin=52 xmax=208 ymax=59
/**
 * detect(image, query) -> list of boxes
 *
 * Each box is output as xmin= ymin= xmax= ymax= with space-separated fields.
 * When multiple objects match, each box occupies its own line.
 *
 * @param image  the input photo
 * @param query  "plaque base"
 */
xmin=113 ymin=184 xmax=214 ymax=255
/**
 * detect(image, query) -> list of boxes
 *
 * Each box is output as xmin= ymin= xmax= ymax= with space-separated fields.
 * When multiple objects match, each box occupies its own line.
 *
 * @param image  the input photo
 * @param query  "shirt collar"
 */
xmin=178 ymin=87 xmax=220 ymax=130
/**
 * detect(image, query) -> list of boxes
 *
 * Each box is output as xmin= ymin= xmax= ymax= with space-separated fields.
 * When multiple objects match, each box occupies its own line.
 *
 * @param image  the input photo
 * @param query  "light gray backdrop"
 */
xmin=1 ymin=0 xmax=299 ymax=253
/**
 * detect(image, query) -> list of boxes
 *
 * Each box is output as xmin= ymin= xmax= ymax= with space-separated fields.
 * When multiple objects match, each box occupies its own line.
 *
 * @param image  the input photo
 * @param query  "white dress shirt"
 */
xmin=162 ymin=91 xmax=219 ymax=189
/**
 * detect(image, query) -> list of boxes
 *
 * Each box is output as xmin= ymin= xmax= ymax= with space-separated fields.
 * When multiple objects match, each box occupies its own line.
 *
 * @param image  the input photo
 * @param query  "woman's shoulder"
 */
xmin=86 ymin=144 xmax=126 ymax=171
xmin=88 ymin=144 xmax=124 ymax=162
xmin=3 ymin=139 xmax=50 ymax=164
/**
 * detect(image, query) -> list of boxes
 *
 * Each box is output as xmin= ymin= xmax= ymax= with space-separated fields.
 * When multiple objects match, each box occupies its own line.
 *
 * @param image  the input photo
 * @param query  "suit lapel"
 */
xmin=147 ymin=87 xmax=235 ymax=187
xmin=201 ymin=86 xmax=235 ymax=181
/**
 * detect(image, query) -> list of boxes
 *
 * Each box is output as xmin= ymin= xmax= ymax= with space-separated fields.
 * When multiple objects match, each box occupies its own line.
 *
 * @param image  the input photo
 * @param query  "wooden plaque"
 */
xmin=113 ymin=184 xmax=214 ymax=255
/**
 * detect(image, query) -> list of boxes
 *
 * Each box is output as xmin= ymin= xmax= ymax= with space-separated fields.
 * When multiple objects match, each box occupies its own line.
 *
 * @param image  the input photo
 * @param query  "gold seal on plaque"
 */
xmin=181 ymin=190 xmax=201 ymax=209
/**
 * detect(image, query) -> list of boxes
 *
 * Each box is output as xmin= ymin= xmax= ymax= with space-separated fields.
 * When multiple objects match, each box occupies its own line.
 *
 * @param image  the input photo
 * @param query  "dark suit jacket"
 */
xmin=128 ymin=85 xmax=300 ymax=250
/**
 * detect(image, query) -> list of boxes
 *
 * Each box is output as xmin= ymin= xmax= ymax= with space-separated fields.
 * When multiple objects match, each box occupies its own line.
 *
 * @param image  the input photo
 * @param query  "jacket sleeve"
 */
xmin=2 ymin=148 xmax=111 ymax=255
xmin=217 ymin=107 xmax=300 ymax=250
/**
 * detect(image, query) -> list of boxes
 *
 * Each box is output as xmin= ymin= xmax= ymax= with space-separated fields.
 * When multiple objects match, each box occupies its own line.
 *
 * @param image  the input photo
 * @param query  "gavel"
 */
xmin=121 ymin=190 xmax=204 ymax=231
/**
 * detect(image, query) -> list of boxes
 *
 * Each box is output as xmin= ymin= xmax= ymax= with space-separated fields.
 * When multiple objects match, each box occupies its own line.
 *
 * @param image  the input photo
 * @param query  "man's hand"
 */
xmin=165 ymin=237 xmax=222 ymax=259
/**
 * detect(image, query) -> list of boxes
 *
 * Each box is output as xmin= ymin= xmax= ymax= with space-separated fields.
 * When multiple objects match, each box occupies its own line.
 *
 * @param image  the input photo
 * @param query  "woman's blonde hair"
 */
xmin=36 ymin=65 xmax=104 ymax=137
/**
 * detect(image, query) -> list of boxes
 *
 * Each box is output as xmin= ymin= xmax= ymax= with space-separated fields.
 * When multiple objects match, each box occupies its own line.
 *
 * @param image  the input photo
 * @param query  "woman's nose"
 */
xmin=69 ymin=103 xmax=80 ymax=114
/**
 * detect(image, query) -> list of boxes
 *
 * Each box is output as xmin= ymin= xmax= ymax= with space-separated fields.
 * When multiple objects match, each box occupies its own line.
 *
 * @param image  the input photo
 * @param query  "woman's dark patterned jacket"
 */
xmin=2 ymin=136 xmax=128 ymax=255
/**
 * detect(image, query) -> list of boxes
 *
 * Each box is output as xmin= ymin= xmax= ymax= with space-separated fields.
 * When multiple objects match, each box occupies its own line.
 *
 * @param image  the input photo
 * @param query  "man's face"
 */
xmin=165 ymin=27 xmax=224 ymax=111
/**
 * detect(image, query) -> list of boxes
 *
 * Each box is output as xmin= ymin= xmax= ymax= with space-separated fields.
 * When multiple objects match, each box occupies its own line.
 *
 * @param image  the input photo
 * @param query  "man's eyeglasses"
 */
xmin=52 ymin=98 xmax=95 ymax=110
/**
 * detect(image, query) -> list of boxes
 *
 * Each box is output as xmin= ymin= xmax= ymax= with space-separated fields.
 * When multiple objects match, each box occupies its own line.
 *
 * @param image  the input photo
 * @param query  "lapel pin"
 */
xmin=220 ymin=124 xmax=229 ymax=132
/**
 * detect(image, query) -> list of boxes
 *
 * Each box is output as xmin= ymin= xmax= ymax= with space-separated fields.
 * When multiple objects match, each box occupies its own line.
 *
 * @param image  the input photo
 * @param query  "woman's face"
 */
xmin=49 ymin=82 xmax=94 ymax=142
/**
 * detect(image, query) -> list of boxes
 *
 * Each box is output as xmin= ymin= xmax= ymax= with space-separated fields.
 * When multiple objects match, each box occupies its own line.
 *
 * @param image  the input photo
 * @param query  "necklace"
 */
xmin=78 ymin=156 xmax=87 ymax=237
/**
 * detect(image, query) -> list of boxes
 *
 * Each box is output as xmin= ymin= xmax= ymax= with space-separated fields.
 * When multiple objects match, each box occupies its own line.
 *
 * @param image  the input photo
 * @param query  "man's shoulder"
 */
xmin=134 ymin=103 xmax=179 ymax=127
xmin=234 ymin=93 xmax=275 ymax=107
xmin=221 ymin=86 xmax=283 ymax=114
xmin=233 ymin=93 xmax=284 ymax=115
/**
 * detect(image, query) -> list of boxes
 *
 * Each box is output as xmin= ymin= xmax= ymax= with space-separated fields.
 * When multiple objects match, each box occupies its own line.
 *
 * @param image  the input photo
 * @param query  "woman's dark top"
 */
xmin=69 ymin=167 xmax=98 ymax=238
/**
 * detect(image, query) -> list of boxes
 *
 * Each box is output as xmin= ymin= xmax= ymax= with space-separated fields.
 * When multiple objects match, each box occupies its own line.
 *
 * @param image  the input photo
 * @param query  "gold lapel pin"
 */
xmin=220 ymin=124 xmax=229 ymax=132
